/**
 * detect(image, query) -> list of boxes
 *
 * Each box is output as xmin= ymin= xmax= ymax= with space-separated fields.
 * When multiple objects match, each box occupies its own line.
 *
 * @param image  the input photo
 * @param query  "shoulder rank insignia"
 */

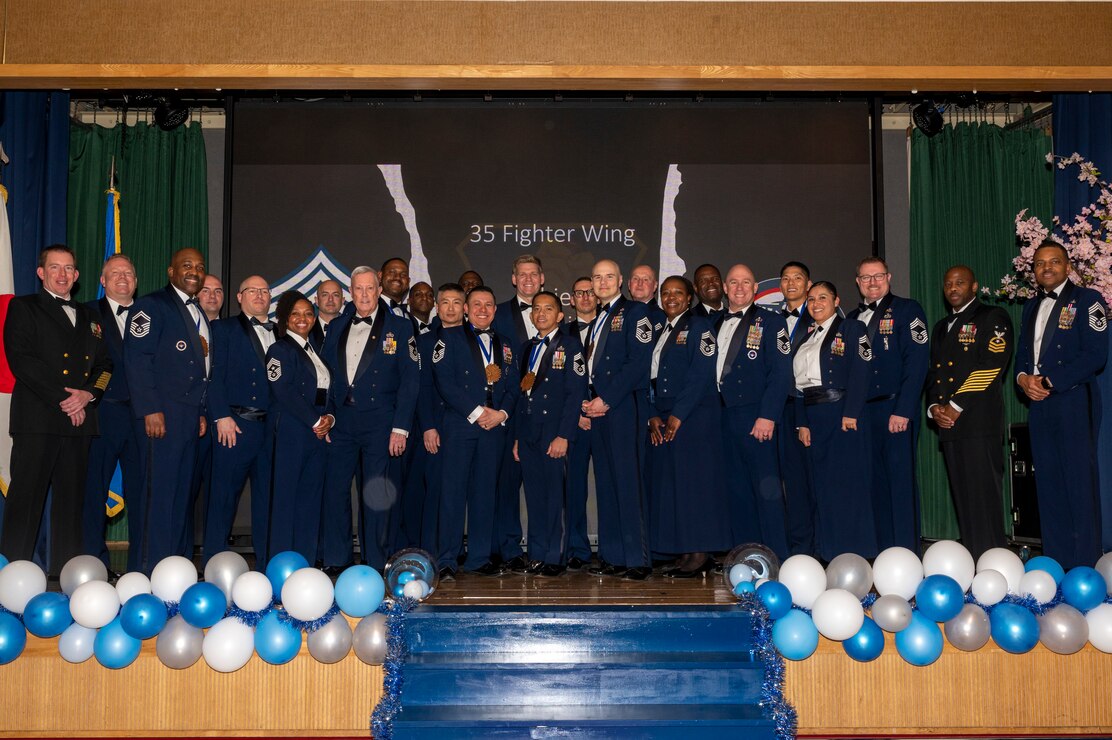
xmin=699 ymin=330 xmax=716 ymax=357
xmin=266 ymin=357 xmax=282 ymax=381
xmin=573 ymin=352 xmax=586 ymax=376
xmin=408 ymin=335 xmax=420 ymax=366
xmin=1088 ymin=302 xmax=1107 ymax=332
xmin=432 ymin=339 xmax=445 ymax=364
xmin=1059 ymin=303 xmax=1076 ymax=330
xmin=909 ymin=317 xmax=928 ymax=345
xmin=988 ymin=330 xmax=1007 ymax=353
xmin=776 ymin=328 xmax=791 ymax=355
xmin=129 ymin=310 xmax=151 ymax=338
xmin=635 ymin=316 xmax=653 ymax=344
xmin=858 ymin=335 xmax=873 ymax=361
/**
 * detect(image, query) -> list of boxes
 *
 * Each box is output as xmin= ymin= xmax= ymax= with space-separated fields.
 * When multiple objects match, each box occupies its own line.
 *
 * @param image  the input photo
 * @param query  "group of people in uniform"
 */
xmin=2 ymin=239 xmax=1107 ymax=583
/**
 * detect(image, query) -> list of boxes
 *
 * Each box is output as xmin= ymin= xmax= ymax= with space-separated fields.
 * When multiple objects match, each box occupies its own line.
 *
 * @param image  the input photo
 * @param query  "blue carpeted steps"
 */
xmin=391 ymin=605 xmax=778 ymax=739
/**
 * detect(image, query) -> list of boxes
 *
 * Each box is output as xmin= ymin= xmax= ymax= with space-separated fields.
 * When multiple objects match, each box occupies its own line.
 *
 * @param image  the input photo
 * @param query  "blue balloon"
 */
xmin=894 ymin=611 xmax=944 ymax=666
xmin=396 ymin=571 xmax=416 ymax=585
xmin=989 ymin=602 xmax=1039 ymax=654
xmin=179 ymin=582 xmax=228 ymax=629
xmin=771 ymin=608 xmax=819 ymax=661
xmin=0 ymin=553 xmax=8 ymax=570
xmin=334 ymin=565 xmax=386 ymax=618
xmin=266 ymin=551 xmax=310 ymax=596
xmin=93 ymin=616 xmax=142 ymax=669
xmin=120 ymin=593 xmax=168 ymax=639
xmin=757 ymin=581 xmax=793 ymax=621
xmin=254 ymin=610 xmax=303 ymax=665
xmin=733 ymin=581 xmax=756 ymax=596
xmin=915 ymin=574 xmax=965 ymax=623
xmin=393 ymin=584 xmax=406 ymax=598
xmin=1061 ymin=566 xmax=1105 ymax=612
xmin=0 ymin=612 xmax=27 ymax=665
xmin=843 ymin=616 xmax=885 ymax=662
xmin=23 ymin=592 xmax=73 ymax=638
xmin=1024 ymin=555 xmax=1065 ymax=585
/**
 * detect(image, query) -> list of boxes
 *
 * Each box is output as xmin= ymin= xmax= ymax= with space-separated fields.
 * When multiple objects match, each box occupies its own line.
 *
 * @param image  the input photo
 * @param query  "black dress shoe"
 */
xmin=588 ymin=562 xmax=627 ymax=578
xmin=565 ymin=557 xmax=589 ymax=571
xmin=470 ymin=561 xmax=507 ymax=577
xmin=623 ymin=566 xmax=653 ymax=581
xmin=537 ymin=564 xmax=567 ymax=578
xmin=438 ymin=566 xmax=456 ymax=582
xmin=664 ymin=554 xmax=714 ymax=579
xmin=522 ymin=560 xmax=546 ymax=575
xmin=503 ymin=555 xmax=529 ymax=573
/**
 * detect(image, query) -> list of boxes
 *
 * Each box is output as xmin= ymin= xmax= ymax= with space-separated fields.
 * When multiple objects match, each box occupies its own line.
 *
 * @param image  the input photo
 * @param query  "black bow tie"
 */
xmin=251 ymin=317 xmax=275 ymax=331
xmin=54 ymin=296 xmax=76 ymax=308
xmin=115 ymin=303 xmax=129 ymax=316
xmin=352 ymin=314 xmax=374 ymax=325
xmin=859 ymin=301 xmax=878 ymax=312
xmin=519 ymin=301 xmax=532 ymax=311
xmin=599 ymin=302 xmax=612 ymax=314
xmin=725 ymin=309 xmax=746 ymax=321
xmin=389 ymin=299 xmax=404 ymax=308
xmin=782 ymin=307 xmax=800 ymax=318
xmin=473 ymin=327 xmax=493 ymax=337
xmin=531 ymin=335 xmax=549 ymax=346
xmin=812 ymin=324 xmax=824 ymax=333
xmin=1039 ymin=288 xmax=1059 ymax=301
xmin=184 ymin=296 xmax=199 ymax=307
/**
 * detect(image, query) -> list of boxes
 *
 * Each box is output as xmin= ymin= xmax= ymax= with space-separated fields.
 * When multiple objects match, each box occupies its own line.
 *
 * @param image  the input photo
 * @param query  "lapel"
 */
xmin=464 ymin=324 xmax=487 ymax=374
xmin=819 ymin=316 xmax=842 ymax=376
xmin=591 ymin=296 xmax=625 ymax=361
xmin=534 ymin=331 xmax=561 ymax=386
xmin=789 ymin=304 xmax=813 ymax=349
xmin=1038 ymin=281 xmax=1075 ymax=363
xmin=352 ymin=309 xmax=386 ymax=384
xmin=38 ymin=291 xmax=77 ymax=334
xmin=945 ymin=299 xmax=979 ymax=340
xmin=864 ymin=293 xmax=894 ymax=344
xmin=662 ymin=312 xmax=691 ymax=362
xmin=165 ymin=285 xmax=206 ymax=361
xmin=510 ymin=299 xmax=529 ymax=343
xmin=99 ymin=297 xmax=125 ymax=353
xmin=721 ymin=305 xmax=758 ymax=379
xmin=237 ymin=313 xmax=267 ymax=365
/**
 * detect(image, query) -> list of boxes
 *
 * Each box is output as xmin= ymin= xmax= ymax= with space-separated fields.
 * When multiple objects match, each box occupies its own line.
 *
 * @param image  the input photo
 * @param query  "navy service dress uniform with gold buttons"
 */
xmin=927 ymin=298 xmax=1013 ymax=558
xmin=431 ymin=324 xmax=521 ymax=573
xmin=716 ymin=303 xmax=793 ymax=559
xmin=203 ymin=313 xmax=275 ymax=568
xmin=319 ymin=302 xmax=420 ymax=572
xmin=846 ymin=293 xmax=929 ymax=553
xmin=2 ymin=291 xmax=111 ymax=571
xmin=1016 ymin=280 xmax=1108 ymax=568
xmin=515 ymin=329 xmax=588 ymax=567
xmin=793 ymin=316 xmax=877 ymax=560
xmin=124 ymin=284 xmax=210 ymax=573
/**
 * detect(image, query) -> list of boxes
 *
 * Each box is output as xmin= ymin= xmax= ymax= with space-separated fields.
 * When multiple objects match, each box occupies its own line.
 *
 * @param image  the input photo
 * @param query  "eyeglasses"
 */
xmin=241 ymin=287 xmax=271 ymax=296
xmin=856 ymin=273 xmax=889 ymax=284
xmin=573 ymin=290 xmax=595 ymax=297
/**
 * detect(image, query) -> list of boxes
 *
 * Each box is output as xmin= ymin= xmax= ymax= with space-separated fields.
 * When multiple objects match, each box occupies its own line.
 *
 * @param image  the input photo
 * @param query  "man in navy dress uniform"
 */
xmin=928 ymin=266 xmax=1013 ymax=559
xmin=203 ymin=275 xmax=275 ymax=568
xmin=514 ymin=292 xmax=588 ymax=576
xmin=83 ymin=254 xmax=140 ymax=572
xmin=309 ymin=278 xmax=345 ymax=350
xmin=431 ymin=286 xmax=520 ymax=578
xmin=1016 ymin=241 xmax=1108 ymax=568
xmin=846 ymin=256 xmax=929 ymax=553
xmin=3 ymin=245 xmax=112 ymax=574
xmin=124 ymin=247 xmax=211 ymax=573
xmin=563 ymin=276 xmax=598 ymax=570
xmin=319 ymin=266 xmax=420 ymax=573
xmin=490 ymin=255 xmax=544 ymax=569
xmin=381 ymin=257 xmax=411 ymax=317
xmin=629 ymin=264 xmax=666 ymax=330
xmin=715 ymin=263 xmax=793 ymax=560
xmin=582 ymin=259 xmax=655 ymax=580
xmin=776 ymin=261 xmax=816 ymax=555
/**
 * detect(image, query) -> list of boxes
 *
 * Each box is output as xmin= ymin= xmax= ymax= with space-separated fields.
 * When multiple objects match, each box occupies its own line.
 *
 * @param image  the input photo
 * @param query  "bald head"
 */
xmin=724 ymin=264 xmax=757 ymax=311
xmin=942 ymin=265 xmax=978 ymax=310
xmin=591 ymin=259 xmax=623 ymax=303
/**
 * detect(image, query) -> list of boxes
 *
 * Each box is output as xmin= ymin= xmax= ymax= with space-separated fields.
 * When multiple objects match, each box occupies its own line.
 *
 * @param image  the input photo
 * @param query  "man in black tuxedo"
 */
xmin=692 ymin=264 xmax=725 ymax=318
xmin=2 ymin=245 xmax=112 ymax=572
xmin=928 ymin=266 xmax=1014 ymax=558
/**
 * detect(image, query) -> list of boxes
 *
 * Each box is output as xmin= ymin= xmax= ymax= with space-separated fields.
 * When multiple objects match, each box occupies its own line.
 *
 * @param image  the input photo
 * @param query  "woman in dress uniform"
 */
xmin=265 ymin=291 xmax=335 ymax=564
xmin=645 ymin=276 xmax=732 ymax=577
xmin=793 ymin=281 xmax=878 ymax=561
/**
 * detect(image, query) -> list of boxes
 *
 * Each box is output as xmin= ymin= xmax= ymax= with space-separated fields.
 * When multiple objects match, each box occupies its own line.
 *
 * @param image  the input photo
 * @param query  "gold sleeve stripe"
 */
xmin=954 ymin=368 xmax=1000 ymax=395
xmin=94 ymin=372 xmax=112 ymax=391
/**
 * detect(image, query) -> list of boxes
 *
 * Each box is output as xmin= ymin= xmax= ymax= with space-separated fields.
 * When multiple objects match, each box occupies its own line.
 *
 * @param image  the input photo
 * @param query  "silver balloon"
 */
xmin=1095 ymin=552 xmax=1112 ymax=597
xmin=203 ymin=551 xmax=250 ymax=605
xmin=307 ymin=613 xmax=353 ymax=664
xmin=826 ymin=553 xmax=873 ymax=600
xmin=871 ymin=594 xmax=913 ymax=632
xmin=1038 ymin=604 xmax=1089 ymax=655
xmin=59 ymin=555 xmax=108 ymax=597
xmin=944 ymin=603 xmax=990 ymax=651
xmin=155 ymin=614 xmax=204 ymax=669
xmin=352 ymin=612 xmax=388 ymax=665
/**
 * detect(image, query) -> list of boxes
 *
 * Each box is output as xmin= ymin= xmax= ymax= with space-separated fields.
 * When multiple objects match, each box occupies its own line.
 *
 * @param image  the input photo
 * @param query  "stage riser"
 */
xmin=403 ymin=655 xmax=763 ymax=706
xmin=393 ymin=723 xmax=778 ymax=739
xmin=405 ymin=606 xmax=751 ymax=654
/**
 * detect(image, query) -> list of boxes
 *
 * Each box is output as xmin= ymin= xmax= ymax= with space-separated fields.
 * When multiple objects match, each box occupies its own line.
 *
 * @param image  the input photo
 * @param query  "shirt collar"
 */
xmin=106 ymin=297 xmax=131 ymax=314
xmin=171 ymin=284 xmax=195 ymax=305
xmin=354 ymin=306 xmax=379 ymax=324
xmin=952 ymin=299 xmax=976 ymax=315
xmin=45 ymin=288 xmax=71 ymax=302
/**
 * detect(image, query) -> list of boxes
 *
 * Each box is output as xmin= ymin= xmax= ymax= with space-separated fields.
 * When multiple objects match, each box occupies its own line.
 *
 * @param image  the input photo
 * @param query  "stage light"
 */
xmin=912 ymin=100 xmax=944 ymax=137
xmin=154 ymin=98 xmax=190 ymax=131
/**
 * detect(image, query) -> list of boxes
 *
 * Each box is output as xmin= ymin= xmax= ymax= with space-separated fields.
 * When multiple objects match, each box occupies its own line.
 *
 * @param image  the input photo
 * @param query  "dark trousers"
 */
xmin=203 ymin=416 xmax=272 ymax=569
xmin=565 ymin=425 xmax=593 ymax=561
xmin=420 ymin=441 xmax=444 ymax=552
xmin=722 ymin=404 xmax=790 ymax=560
xmin=2 ymin=433 xmax=89 ymax=574
xmin=398 ymin=434 xmax=429 ymax=550
xmin=863 ymin=398 xmax=921 ymax=553
xmin=519 ymin=435 xmax=570 ymax=565
xmin=133 ymin=401 xmax=202 ymax=573
xmin=181 ymin=428 xmax=212 ymax=557
xmin=778 ymin=400 xmax=815 ymax=556
xmin=269 ymin=414 xmax=327 ymax=563
xmin=82 ymin=400 xmax=141 ymax=568
xmin=941 ymin=435 xmax=1007 ymax=560
xmin=492 ymin=417 xmax=525 ymax=560
xmin=434 ymin=420 xmax=505 ymax=571
xmin=1029 ymin=385 xmax=1103 ymax=569
xmin=588 ymin=398 xmax=650 ymax=569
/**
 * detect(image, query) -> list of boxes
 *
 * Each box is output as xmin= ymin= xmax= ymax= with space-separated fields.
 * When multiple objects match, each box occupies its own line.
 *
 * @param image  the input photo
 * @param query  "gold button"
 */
xmin=947 ymin=361 xmax=953 ymax=366
xmin=63 ymin=369 xmax=69 ymax=375
xmin=948 ymin=377 xmax=954 ymax=382
xmin=85 ymin=355 xmax=90 ymax=360
xmin=63 ymin=353 xmax=69 ymax=358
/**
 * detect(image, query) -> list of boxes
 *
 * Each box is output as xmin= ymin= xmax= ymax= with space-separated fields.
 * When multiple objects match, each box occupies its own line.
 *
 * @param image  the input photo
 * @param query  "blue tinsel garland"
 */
xmin=738 ymin=592 xmax=798 ymax=740
xmin=226 ymin=597 xmax=276 ymax=627
xmin=275 ymin=602 xmax=341 ymax=633
xmin=370 ymin=597 xmax=418 ymax=740
xmin=164 ymin=600 xmax=181 ymax=619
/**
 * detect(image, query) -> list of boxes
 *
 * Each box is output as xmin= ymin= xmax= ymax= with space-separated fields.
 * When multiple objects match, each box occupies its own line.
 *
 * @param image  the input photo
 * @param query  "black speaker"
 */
xmin=1009 ymin=423 xmax=1042 ymax=544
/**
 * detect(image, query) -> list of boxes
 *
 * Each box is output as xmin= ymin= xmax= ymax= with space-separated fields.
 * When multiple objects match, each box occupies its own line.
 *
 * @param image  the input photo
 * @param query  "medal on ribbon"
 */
xmin=958 ymin=323 xmax=976 ymax=345
xmin=200 ymin=335 xmax=209 ymax=358
xmin=486 ymin=363 xmax=502 ymax=384
xmin=520 ymin=371 xmax=536 ymax=392
xmin=831 ymin=335 xmax=845 ymax=356
xmin=1059 ymin=303 xmax=1077 ymax=330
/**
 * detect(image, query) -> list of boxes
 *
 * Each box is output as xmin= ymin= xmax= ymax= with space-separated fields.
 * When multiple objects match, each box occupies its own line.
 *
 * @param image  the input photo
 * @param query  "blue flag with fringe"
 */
xmin=101 ymin=181 xmax=125 ymax=517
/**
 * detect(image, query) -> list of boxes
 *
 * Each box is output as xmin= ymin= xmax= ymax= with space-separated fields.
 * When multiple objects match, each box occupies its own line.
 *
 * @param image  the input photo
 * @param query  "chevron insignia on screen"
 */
xmin=268 ymin=246 xmax=352 ymax=317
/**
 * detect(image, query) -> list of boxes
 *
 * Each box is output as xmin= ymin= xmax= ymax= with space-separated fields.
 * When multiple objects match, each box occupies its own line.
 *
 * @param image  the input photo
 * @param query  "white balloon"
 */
xmin=778 ymin=555 xmax=827 ymax=609
xmin=232 ymin=571 xmax=274 ymax=612
xmin=0 ymin=560 xmax=47 ymax=613
xmin=922 ymin=540 xmax=976 ymax=593
xmin=202 ymin=617 xmax=256 ymax=672
xmin=150 ymin=556 xmax=198 ymax=603
xmin=872 ymin=547 xmax=924 ymax=600
xmin=115 ymin=572 xmax=153 ymax=604
xmin=1095 ymin=552 xmax=1112 ymax=596
xmin=281 ymin=568 xmax=336 ymax=622
xmin=58 ymin=623 xmax=97 ymax=663
xmin=1086 ymin=603 xmax=1112 ymax=653
xmin=811 ymin=588 xmax=865 ymax=641
xmin=755 ymin=578 xmax=769 ymax=589
xmin=69 ymin=580 xmax=121 ymax=629
xmin=1019 ymin=569 xmax=1058 ymax=604
xmin=728 ymin=564 xmax=754 ymax=586
xmin=402 ymin=580 xmax=429 ymax=600
xmin=975 ymin=547 xmax=1024 ymax=594
xmin=59 ymin=555 xmax=109 ymax=596
xmin=971 ymin=569 xmax=1008 ymax=606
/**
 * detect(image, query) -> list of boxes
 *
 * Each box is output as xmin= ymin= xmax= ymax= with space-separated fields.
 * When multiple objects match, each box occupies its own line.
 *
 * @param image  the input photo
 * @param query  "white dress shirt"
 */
xmin=651 ymin=315 xmax=681 ymax=380
xmin=715 ymin=305 xmax=748 ymax=388
xmin=106 ymin=297 xmax=130 ymax=337
xmin=297 ymin=336 xmax=331 ymax=389
xmin=45 ymin=289 xmax=76 ymax=326
xmin=345 ymin=308 xmax=377 ymax=385
xmin=1033 ymin=279 xmax=1068 ymax=372
xmin=793 ymin=316 xmax=835 ymax=389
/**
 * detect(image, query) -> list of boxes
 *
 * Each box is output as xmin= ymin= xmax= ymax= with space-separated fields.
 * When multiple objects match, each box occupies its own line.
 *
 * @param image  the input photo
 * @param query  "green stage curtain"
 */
xmin=67 ymin=121 xmax=208 ymax=551
xmin=68 ymin=121 xmax=208 ymax=298
xmin=909 ymin=122 xmax=1053 ymax=541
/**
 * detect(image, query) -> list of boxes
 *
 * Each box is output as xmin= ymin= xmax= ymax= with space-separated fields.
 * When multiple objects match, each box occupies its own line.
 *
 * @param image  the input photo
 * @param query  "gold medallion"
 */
xmin=485 ymin=363 xmax=501 ymax=384
xmin=520 ymin=371 xmax=536 ymax=392
xmin=200 ymin=335 xmax=209 ymax=358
